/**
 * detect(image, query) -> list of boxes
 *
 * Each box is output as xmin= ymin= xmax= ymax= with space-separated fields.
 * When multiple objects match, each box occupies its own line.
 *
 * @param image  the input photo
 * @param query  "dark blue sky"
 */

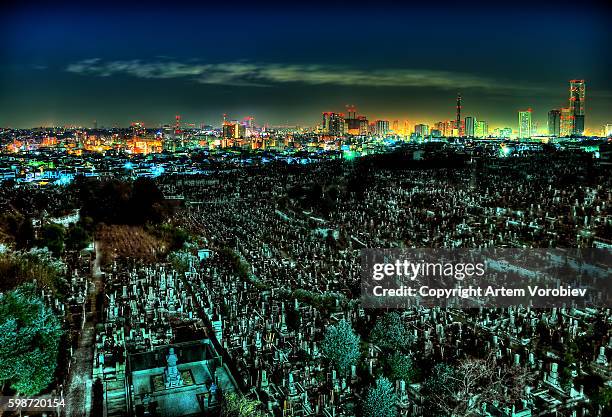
xmin=1 ymin=1 xmax=610 ymax=130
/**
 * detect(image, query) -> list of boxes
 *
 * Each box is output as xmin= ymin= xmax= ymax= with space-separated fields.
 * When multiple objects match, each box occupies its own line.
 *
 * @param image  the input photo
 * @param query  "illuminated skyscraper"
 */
xmin=464 ymin=116 xmax=475 ymax=137
xmin=322 ymin=112 xmax=345 ymax=136
xmin=375 ymin=120 xmax=389 ymax=136
xmin=456 ymin=93 xmax=462 ymax=137
xmin=518 ymin=109 xmax=532 ymax=139
xmin=223 ymin=120 xmax=245 ymax=139
xmin=500 ymin=127 xmax=513 ymax=138
xmin=434 ymin=121 xmax=446 ymax=136
xmin=344 ymin=105 xmax=362 ymax=135
xmin=547 ymin=109 xmax=561 ymax=137
xmin=569 ymin=80 xmax=585 ymax=135
xmin=475 ymin=120 xmax=488 ymax=138
xmin=560 ymin=107 xmax=574 ymax=136
xmin=403 ymin=120 xmax=411 ymax=136
xmin=415 ymin=124 xmax=429 ymax=137
xmin=605 ymin=123 xmax=612 ymax=137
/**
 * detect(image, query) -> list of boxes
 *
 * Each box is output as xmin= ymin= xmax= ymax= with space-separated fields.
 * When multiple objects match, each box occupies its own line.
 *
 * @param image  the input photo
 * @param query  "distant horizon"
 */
xmin=1 ymin=2 xmax=611 ymax=131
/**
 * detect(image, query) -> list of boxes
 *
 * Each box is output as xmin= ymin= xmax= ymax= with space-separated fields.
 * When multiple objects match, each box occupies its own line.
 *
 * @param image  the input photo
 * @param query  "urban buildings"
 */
xmin=456 ymin=93 xmax=463 ymax=137
xmin=374 ymin=120 xmax=390 ymax=136
xmin=518 ymin=109 xmax=532 ymax=139
xmin=464 ymin=116 xmax=476 ymax=138
xmin=570 ymin=79 xmax=586 ymax=135
xmin=475 ymin=120 xmax=488 ymax=138
xmin=548 ymin=109 xmax=561 ymax=136
xmin=605 ymin=123 xmax=612 ymax=137
xmin=322 ymin=112 xmax=346 ymax=136
xmin=414 ymin=124 xmax=429 ymax=137
xmin=560 ymin=107 xmax=574 ymax=137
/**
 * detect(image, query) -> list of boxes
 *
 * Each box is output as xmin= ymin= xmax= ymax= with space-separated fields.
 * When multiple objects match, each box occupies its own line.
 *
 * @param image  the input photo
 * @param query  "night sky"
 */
xmin=1 ymin=1 xmax=611 ymax=130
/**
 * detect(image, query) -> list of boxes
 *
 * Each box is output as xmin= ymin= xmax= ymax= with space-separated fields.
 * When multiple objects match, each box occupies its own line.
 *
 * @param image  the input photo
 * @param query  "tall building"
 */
xmin=605 ymin=123 xmax=612 ymax=137
xmin=547 ymin=109 xmax=561 ymax=137
xmin=456 ymin=93 xmax=462 ymax=137
xmin=403 ymin=120 xmax=411 ymax=136
xmin=500 ymin=127 xmax=513 ymax=138
xmin=569 ymin=80 xmax=585 ymax=135
xmin=344 ymin=106 xmax=365 ymax=136
xmin=434 ymin=121 xmax=446 ymax=136
xmin=518 ymin=109 xmax=532 ymax=139
xmin=464 ymin=117 xmax=476 ymax=137
xmin=560 ymin=107 xmax=574 ymax=136
xmin=475 ymin=120 xmax=488 ymax=138
xmin=222 ymin=120 xmax=245 ymax=139
xmin=322 ymin=112 xmax=345 ymax=136
xmin=375 ymin=120 xmax=390 ymax=136
xmin=414 ymin=124 xmax=429 ymax=137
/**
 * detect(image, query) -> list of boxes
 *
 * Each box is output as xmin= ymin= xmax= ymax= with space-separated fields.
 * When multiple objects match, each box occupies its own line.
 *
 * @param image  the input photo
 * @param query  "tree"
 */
xmin=15 ymin=216 xmax=35 ymax=250
xmin=421 ymin=357 xmax=530 ymax=417
xmin=387 ymin=352 xmax=416 ymax=383
xmin=0 ymin=284 xmax=62 ymax=395
xmin=321 ymin=319 xmax=361 ymax=374
xmin=370 ymin=312 xmax=413 ymax=351
xmin=168 ymin=248 xmax=198 ymax=274
xmin=0 ymin=248 xmax=67 ymax=296
xmin=39 ymin=223 xmax=66 ymax=256
xmin=221 ymin=392 xmax=267 ymax=417
xmin=363 ymin=377 xmax=397 ymax=417
xmin=66 ymin=223 xmax=90 ymax=252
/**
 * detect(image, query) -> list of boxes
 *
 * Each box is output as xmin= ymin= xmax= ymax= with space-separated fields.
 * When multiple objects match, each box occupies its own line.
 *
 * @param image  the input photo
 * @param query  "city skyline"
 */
xmin=1 ymin=2 xmax=611 ymax=130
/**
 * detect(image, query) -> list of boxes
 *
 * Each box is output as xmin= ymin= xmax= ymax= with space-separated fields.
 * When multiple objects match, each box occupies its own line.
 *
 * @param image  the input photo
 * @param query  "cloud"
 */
xmin=66 ymin=59 xmax=537 ymax=93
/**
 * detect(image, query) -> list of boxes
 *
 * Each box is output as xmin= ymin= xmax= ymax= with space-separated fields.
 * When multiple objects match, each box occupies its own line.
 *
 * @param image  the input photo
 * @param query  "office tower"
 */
xmin=222 ymin=120 xmax=245 ymax=139
xmin=560 ymin=107 xmax=574 ymax=136
xmin=547 ymin=109 xmax=561 ymax=136
xmin=569 ymin=80 xmax=585 ymax=135
xmin=464 ymin=116 xmax=476 ymax=137
xmin=475 ymin=120 xmax=488 ymax=138
xmin=392 ymin=120 xmax=400 ymax=133
xmin=518 ymin=109 xmax=532 ymax=139
xmin=604 ymin=123 xmax=612 ymax=137
xmin=500 ymin=127 xmax=512 ymax=138
xmin=358 ymin=116 xmax=369 ymax=135
xmin=434 ymin=121 xmax=446 ymax=136
xmin=456 ymin=93 xmax=462 ymax=137
xmin=403 ymin=120 xmax=411 ymax=136
xmin=322 ymin=112 xmax=345 ymax=136
xmin=375 ymin=120 xmax=389 ymax=136
xmin=415 ymin=124 xmax=429 ymax=137
xmin=344 ymin=105 xmax=362 ymax=135
xmin=322 ymin=112 xmax=331 ymax=133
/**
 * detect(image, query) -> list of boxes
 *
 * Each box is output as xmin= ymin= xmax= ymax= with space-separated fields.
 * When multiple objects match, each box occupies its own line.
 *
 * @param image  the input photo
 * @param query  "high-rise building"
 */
xmin=434 ymin=121 xmax=446 ymax=136
xmin=560 ymin=107 xmax=574 ymax=136
xmin=392 ymin=120 xmax=400 ymax=133
xmin=464 ymin=116 xmax=476 ymax=137
xmin=414 ymin=124 xmax=429 ymax=137
xmin=344 ymin=106 xmax=366 ymax=136
xmin=547 ymin=109 xmax=561 ymax=137
xmin=500 ymin=127 xmax=513 ymax=138
xmin=569 ymin=80 xmax=585 ymax=135
xmin=475 ymin=120 xmax=488 ymax=138
xmin=322 ymin=112 xmax=345 ymax=136
xmin=605 ymin=123 xmax=612 ymax=137
xmin=375 ymin=120 xmax=390 ymax=136
xmin=518 ymin=109 xmax=532 ymax=139
xmin=456 ymin=93 xmax=462 ymax=137
xmin=223 ymin=120 xmax=245 ymax=139
xmin=403 ymin=120 xmax=411 ymax=136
